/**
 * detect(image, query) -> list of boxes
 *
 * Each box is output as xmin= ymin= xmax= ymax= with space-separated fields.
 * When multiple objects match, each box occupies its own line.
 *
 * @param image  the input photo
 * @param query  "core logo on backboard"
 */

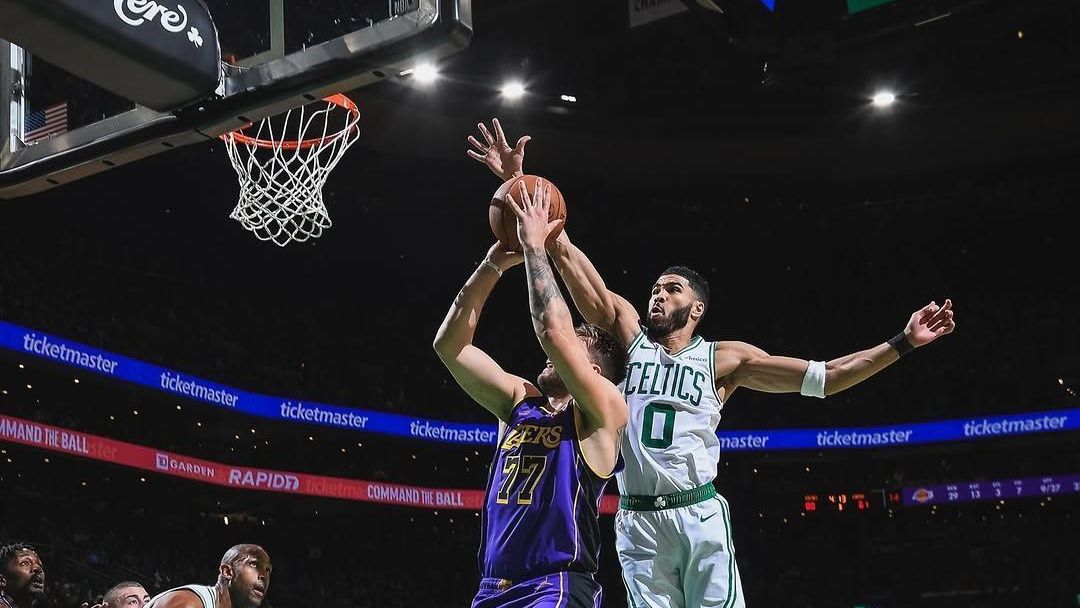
xmin=114 ymin=0 xmax=202 ymax=47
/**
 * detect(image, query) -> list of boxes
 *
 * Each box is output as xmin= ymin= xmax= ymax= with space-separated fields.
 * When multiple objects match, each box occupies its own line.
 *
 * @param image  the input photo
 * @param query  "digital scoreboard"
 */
xmin=803 ymin=489 xmax=902 ymax=513
xmin=902 ymin=474 xmax=1080 ymax=507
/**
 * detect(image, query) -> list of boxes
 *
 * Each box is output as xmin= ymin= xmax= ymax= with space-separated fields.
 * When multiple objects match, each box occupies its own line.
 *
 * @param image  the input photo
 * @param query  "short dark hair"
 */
xmin=575 ymin=324 xmax=629 ymax=385
xmin=0 ymin=543 xmax=36 ymax=572
xmin=661 ymin=265 xmax=710 ymax=314
xmin=103 ymin=581 xmax=145 ymax=608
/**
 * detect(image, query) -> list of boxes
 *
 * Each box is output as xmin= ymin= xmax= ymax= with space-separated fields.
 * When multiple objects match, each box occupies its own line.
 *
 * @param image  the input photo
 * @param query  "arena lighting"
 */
xmin=872 ymin=90 xmax=896 ymax=107
xmin=560 ymin=94 xmax=577 ymax=102
xmin=412 ymin=62 xmax=438 ymax=83
xmin=501 ymin=81 xmax=526 ymax=100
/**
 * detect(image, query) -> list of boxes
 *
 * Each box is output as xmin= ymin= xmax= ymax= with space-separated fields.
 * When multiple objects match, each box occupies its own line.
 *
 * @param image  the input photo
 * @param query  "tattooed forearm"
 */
xmin=524 ymin=245 xmax=568 ymax=328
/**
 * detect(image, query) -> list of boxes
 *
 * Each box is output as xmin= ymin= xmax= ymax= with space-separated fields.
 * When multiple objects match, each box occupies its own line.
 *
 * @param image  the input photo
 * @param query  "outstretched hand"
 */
xmin=466 ymin=118 xmax=530 ymax=182
xmin=506 ymin=178 xmax=563 ymax=250
xmin=483 ymin=240 xmax=524 ymax=272
xmin=905 ymin=299 xmax=956 ymax=347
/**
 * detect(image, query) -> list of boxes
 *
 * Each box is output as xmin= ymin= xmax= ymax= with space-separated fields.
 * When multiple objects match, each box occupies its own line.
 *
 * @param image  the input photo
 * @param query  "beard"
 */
xmin=536 ymin=367 xmax=569 ymax=398
xmin=645 ymin=303 xmax=693 ymax=342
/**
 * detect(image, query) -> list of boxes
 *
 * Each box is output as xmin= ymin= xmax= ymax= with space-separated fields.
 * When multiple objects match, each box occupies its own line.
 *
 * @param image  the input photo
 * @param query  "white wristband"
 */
xmin=800 ymin=360 xmax=826 ymax=398
xmin=480 ymin=259 xmax=503 ymax=277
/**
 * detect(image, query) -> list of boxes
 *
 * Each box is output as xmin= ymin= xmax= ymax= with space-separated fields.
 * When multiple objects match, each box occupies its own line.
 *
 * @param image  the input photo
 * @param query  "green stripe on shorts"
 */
xmin=719 ymin=497 xmax=738 ymax=608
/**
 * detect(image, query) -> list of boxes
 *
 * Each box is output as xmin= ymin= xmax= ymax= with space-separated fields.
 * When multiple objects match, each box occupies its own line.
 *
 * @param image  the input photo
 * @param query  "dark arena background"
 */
xmin=1 ymin=0 xmax=1079 ymax=607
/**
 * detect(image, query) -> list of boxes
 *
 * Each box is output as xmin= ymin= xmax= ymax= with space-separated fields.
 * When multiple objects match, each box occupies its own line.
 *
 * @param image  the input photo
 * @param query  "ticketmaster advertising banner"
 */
xmin=2 ymin=321 xmax=1076 ymax=448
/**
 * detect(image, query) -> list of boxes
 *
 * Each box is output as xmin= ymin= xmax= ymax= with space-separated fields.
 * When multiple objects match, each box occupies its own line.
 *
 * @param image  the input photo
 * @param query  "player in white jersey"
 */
xmin=466 ymin=119 xmax=958 ymax=607
xmin=145 ymin=545 xmax=270 ymax=608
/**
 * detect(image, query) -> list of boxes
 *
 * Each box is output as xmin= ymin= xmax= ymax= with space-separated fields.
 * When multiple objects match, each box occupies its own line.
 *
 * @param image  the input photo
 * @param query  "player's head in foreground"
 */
xmin=536 ymin=323 xmax=629 ymax=397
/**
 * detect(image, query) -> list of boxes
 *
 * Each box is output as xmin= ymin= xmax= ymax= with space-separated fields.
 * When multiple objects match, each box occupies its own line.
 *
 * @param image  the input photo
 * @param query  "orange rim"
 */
xmin=221 ymin=94 xmax=360 ymax=150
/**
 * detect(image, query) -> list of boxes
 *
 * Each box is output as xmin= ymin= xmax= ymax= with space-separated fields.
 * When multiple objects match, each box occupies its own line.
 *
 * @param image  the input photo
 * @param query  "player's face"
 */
xmin=228 ymin=550 xmax=271 ymax=608
xmin=109 ymin=585 xmax=150 ymax=608
xmin=536 ymin=337 xmax=594 ymax=397
xmin=2 ymin=550 xmax=45 ymax=598
xmin=645 ymin=275 xmax=696 ymax=337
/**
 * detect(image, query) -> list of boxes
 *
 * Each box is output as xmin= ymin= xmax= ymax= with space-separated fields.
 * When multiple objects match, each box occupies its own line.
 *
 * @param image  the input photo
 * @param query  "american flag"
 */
xmin=23 ymin=102 xmax=68 ymax=144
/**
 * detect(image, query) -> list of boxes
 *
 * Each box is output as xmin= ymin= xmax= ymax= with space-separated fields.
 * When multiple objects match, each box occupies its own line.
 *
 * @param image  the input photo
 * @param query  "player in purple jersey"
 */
xmin=435 ymin=178 xmax=630 ymax=608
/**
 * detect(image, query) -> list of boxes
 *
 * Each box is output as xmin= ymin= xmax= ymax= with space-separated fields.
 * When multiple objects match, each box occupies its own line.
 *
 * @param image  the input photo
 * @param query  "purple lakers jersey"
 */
xmin=478 ymin=396 xmax=618 ymax=582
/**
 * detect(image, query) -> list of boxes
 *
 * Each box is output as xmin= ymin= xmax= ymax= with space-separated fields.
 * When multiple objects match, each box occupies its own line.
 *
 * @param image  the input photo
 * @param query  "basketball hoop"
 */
xmin=220 ymin=94 xmax=361 ymax=246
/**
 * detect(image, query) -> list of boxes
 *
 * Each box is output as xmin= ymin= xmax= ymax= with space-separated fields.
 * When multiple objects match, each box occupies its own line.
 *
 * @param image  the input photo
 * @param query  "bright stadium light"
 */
xmin=413 ymin=62 xmax=438 ymax=83
xmin=501 ymin=81 xmax=526 ymax=100
xmin=872 ymin=90 xmax=897 ymax=108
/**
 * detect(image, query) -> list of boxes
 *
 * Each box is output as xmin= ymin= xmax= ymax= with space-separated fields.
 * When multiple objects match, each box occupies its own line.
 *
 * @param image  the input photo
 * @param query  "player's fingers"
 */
xmin=513 ymin=136 xmax=531 ymax=155
xmin=929 ymin=301 xmax=953 ymax=325
xmin=538 ymin=180 xmax=551 ymax=213
xmin=466 ymin=149 xmax=486 ymax=162
xmin=517 ymin=181 xmax=533 ymax=209
xmin=493 ymin=118 xmax=507 ymax=144
xmin=467 ymin=135 xmax=488 ymax=152
xmin=933 ymin=311 xmax=955 ymax=331
xmin=935 ymin=320 xmax=955 ymax=336
xmin=478 ymin=122 xmax=495 ymax=145
xmin=918 ymin=301 xmax=939 ymax=322
xmin=505 ymin=193 xmax=526 ymax=217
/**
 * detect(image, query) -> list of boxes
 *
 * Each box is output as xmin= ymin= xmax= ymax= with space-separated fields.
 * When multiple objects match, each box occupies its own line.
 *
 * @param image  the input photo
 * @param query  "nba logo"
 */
xmin=155 ymin=453 xmax=169 ymax=470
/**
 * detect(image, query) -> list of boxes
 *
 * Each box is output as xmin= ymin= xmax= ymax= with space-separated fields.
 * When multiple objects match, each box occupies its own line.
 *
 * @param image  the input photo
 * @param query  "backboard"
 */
xmin=0 ymin=0 xmax=471 ymax=198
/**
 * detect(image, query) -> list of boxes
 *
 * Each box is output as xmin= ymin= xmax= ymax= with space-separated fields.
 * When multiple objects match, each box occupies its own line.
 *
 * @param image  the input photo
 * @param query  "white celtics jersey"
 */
xmin=617 ymin=330 xmax=724 ymax=496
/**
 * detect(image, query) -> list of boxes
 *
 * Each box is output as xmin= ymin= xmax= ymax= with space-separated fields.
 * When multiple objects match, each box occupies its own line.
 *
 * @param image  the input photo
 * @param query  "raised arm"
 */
xmin=717 ymin=300 xmax=957 ymax=400
xmin=466 ymin=118 xmax=529 ymax=182
xmin=464 ymin=119 xmax=639 ymax=346
xmin=545 ymin=232 xmax=641 ymax=347
xmin=433 ymin=242 xmax=536 ymax=422
xmin=506 ymin=179 xmax=627 ymax=432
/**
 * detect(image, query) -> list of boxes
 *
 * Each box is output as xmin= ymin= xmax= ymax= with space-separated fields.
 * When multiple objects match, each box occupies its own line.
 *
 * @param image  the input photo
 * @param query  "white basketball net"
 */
xmin=221 ymin=95 xmax=360 ymax=247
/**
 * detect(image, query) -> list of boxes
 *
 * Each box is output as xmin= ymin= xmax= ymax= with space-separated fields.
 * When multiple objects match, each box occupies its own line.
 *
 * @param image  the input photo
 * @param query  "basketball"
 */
xmin=489 ymin=174 xmax=567 ymax=250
